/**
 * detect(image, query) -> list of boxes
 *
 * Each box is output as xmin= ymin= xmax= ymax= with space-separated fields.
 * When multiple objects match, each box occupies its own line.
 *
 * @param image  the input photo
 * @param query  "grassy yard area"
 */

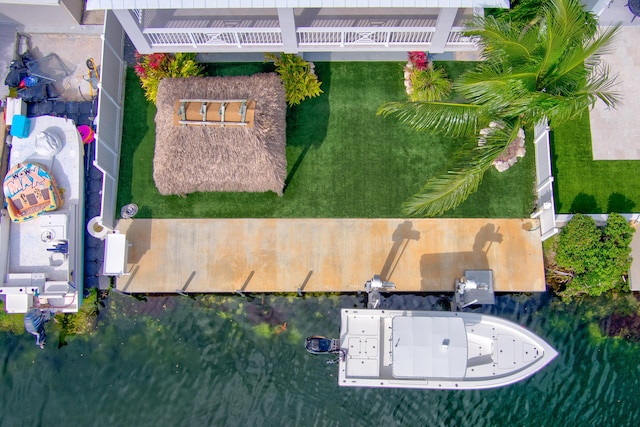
xmin=551 ymin=111 xmax=640 ymax=214
xmin=118 ymin=61 xmax=536 ymax=219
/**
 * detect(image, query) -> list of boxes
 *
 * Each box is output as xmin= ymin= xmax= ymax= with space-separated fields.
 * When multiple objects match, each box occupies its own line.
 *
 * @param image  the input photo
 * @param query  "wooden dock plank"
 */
xmin=114 ymin=218 xmax=545 ymax=294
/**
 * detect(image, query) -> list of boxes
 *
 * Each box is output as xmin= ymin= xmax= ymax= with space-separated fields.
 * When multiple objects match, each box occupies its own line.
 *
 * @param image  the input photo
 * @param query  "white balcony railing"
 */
xmin=142 ymin=26 xmax=476 ymax=51
xmin=447 ymin=27 xmax=477 ymax=45
xmin=297 ymin=26 xmax=435 ymax=47
xmin=143 ymin=28 xmax=283 ymax=48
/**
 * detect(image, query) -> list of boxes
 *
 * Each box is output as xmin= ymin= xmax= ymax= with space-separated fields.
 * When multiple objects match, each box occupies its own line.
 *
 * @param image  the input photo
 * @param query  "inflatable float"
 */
xmin=3 ymin=162 xmax=63 ymax=222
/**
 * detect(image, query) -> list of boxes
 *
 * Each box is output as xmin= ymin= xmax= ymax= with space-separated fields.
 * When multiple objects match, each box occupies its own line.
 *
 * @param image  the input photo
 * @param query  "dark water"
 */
xmin=1 ymin=292 xmax=639 ymax=427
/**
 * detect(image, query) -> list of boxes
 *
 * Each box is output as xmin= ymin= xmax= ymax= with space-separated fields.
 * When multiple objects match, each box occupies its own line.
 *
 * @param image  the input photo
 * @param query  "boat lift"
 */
xmin=364 ymin=275 xmax=395 ymax=309
xmin=455 ymin=270 xmax=495 ymax=310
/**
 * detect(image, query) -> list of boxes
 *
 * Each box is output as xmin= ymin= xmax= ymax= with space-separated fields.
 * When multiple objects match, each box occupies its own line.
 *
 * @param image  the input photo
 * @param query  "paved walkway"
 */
xmin=590 ymin=24 xmax=640 ymax=160
xmin=113 ymin=218 xmax=545 ymax=294
xmin=21 ymin=33 xmax=103 ymax=102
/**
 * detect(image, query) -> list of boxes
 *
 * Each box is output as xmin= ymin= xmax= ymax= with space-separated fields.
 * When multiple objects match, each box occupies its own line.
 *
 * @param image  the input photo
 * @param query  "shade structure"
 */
xmin=153 ymin=74 xmax=287 ymax=196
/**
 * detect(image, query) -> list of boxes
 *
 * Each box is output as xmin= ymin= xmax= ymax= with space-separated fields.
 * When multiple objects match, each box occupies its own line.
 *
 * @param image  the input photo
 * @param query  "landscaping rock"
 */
xmin=478 ymin=123 xmax=526 ymax=172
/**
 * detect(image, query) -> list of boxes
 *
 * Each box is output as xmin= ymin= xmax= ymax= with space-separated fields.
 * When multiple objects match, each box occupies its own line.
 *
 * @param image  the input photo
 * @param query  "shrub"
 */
xmin=0 ymin=301 xmax=25 ymax=334
xmin=555 ymin=214 xmax=600 ymax=275
xmin=408 ymin=51 xmax=429 ymax=71
xmin=555 ymin=213 xmax=635 ymax=299
xmin=264 ymin=53 xmax=323 ymax=106
xmin=403 ymin=51 xmax=452 ymax=102
xmin=134 ymin=52 xmax=204 ymax=104
xmin=409 ymin=67 xmax=452 ymax=102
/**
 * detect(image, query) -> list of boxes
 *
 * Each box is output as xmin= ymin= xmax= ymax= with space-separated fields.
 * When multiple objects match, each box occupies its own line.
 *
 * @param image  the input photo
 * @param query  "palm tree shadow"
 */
xmin=284 ymin=62 xmax=331 ymax=190
xmin=419 ymin=223 xmax=502 ymax=290
xmin=379 ymin=221 xmax=421 ymax=282
xmin=570 ymin=192 xmax=600 ymax=214
xmin=607 ymin=192 xmax=635 ymax=213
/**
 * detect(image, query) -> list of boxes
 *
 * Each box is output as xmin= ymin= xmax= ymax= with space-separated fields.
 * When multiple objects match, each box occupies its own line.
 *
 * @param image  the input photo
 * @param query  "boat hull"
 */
xmin=0 ymin=116 xmax=85 ymax=313
xmin=338 ymin=308 xmax=558 ymax=390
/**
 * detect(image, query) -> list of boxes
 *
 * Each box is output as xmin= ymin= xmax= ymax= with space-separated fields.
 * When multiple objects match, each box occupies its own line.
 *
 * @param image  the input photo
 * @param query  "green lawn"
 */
xmin=551 ymin=111 xmax=640 ymax=214
xmin=118 ymin=61 xmax=536 ymax=219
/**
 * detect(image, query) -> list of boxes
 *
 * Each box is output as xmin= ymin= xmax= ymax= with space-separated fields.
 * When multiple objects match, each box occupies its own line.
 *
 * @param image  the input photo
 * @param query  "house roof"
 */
xmin=153 ymin=74 xmax=287 ymax=196
xmin=87 ymin=0 xmax=510 ymax=11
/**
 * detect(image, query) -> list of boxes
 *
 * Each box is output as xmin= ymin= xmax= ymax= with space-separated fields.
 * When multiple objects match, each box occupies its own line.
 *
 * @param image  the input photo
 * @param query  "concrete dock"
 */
xmin=113 ymin=218 xmax=545 ymax=294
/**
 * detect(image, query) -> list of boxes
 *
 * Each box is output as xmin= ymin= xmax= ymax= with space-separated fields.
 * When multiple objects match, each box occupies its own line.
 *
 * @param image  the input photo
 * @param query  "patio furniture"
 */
xmin=628 ymin=0 xmax=640 ymax=21
xmin=26 ymin=53 xmax=71 ymax=83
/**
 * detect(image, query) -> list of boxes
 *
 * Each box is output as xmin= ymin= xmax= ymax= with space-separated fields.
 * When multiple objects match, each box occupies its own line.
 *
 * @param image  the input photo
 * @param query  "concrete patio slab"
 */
xmin=590 ymin=25 xmax=640 ymax=160
xmin=22 ymin=33 xmax=103 ymax=102
xmin=592 ymin=0 xmax=640 ymax=161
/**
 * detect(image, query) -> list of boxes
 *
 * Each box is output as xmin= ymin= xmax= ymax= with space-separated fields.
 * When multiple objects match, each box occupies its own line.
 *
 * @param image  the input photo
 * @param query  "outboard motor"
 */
xmin=305 ymin=336 xmax=340 ymax=355
xmin=24 ymin=309 xmax=53 ymax=348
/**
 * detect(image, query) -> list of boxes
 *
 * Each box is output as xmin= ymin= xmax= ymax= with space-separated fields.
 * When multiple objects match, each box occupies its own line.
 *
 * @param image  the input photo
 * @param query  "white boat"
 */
xmin=306 ymin=276 xmax=557 ymax=390
xmin=0 ymin=116 xmax=84 ymax=315
xmin=334 ymin=308 xmax=558 ymax=390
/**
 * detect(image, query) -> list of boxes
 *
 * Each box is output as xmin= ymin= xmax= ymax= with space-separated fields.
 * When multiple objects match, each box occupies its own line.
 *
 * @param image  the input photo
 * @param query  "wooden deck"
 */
xmin=113 ymin=218 xmax=545 ymax=294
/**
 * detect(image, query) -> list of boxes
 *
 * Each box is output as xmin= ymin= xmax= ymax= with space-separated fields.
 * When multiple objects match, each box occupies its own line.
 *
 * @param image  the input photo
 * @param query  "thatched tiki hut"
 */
xmin=153 ymin=74 xmax=287 ymax=196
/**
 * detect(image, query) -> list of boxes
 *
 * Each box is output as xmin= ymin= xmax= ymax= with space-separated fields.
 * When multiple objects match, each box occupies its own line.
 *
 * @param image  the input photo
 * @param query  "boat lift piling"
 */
xmin=364 ymin=275 xmax=395 ymax=309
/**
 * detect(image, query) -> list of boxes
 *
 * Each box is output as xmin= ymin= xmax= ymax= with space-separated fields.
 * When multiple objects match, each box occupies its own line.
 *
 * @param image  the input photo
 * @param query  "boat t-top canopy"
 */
xmin=392 ymin=316 xmax=468 ymax=379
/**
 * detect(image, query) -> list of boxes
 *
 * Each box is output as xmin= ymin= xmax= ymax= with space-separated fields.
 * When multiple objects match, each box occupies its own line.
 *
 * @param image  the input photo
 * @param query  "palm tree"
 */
xmin=378 ymin=0 xmax=619 ymax=217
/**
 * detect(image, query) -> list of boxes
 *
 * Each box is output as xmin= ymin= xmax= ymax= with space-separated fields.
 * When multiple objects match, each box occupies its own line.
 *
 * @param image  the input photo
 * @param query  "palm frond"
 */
xmin=544 ymin=0 xmax=591 ymax=47
xmin=529 ymin=63 xmax=620 ymax=126
xmin=402 ymin=120 xmax=521 ymax=217
xmin=377 ymin=101 xmax=484 ymax=137
xmin=530 ymin=91 xmax=592 ymax=127
xmin=537 ymin=0 xmax=589 ymax=80
xmin=402 ymin=166 xmax=487 ymax=217
xmin=582 ymin=63 xmax=621 ymax=109
xmin=550 ymin=25 xmax=620 ymax=88
xmin=456 ymin=64 xmax=538 ymax=109
xmin=465 ymin=16 xmax=537 ymax=64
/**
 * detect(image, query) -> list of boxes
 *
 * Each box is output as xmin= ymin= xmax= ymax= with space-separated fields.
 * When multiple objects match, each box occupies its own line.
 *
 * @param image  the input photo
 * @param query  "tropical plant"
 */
xmin=265 ymin=53 xmax=323 ymax=106
xmin=134 ymin=52 xmax=204 ymax=104
xmin=553 ymin=213 xmax=634 ymax=299
xmin=408 ymin=67 xmax=453 ymax=102
xmin=403 ymin=51 xmax=452 ymax=102
xmin=408 ymin=51 xmax=430 ymax=70
xmin=378 ymin=0 xmax=620 ymax=217
xmin=488 ymin=0 xmax=598 ymax=37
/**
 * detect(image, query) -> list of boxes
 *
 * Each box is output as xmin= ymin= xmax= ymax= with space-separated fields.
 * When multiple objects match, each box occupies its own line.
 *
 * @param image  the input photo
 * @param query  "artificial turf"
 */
xmin=551 ymin=111 xmax=640 ymax=214
xmin=118 ymin=61 xmax=536 ymax=219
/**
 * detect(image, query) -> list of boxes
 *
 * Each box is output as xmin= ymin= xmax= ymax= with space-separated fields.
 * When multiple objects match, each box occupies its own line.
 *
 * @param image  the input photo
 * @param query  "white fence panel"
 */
xmin=94 ymin=11 xmax=126 ymax=230
xmin=99 ymin=32 xmax=124 ymax=103
xmin=532 ymin=119 xmax=559 ymax=241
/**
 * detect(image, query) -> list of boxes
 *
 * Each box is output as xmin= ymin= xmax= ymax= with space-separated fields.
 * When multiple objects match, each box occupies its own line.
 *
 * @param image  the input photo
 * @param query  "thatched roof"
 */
xmin=154 ymin=74 xmax=286 ymax=196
